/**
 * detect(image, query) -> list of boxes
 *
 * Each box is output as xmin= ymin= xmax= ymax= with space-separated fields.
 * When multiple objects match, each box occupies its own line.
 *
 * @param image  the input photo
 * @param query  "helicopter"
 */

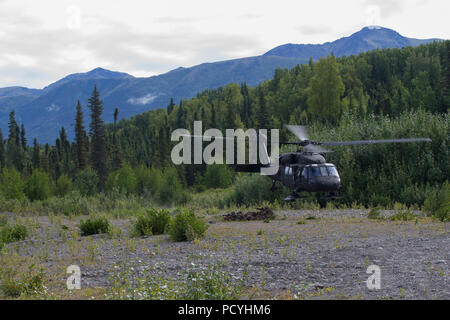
xmin=236 ymin=125 xmax=432 ymax=201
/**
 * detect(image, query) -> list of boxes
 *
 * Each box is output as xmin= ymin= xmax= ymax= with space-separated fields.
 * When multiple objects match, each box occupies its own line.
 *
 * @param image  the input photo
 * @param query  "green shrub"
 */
xmin=55 ymin=174 xmax=72 ymax=197
xmin=131 ymin=215 xmax=153 ymax=237
xmin=79 ymin=216 xmax=110 ymax=236
xmin=204 ymin=164 xmax=233 ymax=189
xmin=24 ymin=170 xmax=51 ymax=201
xmin=131 ymin=209 xmax=171 ymax=237
xmin=157 ymin=167 xmax=184 ymax=205
xmin=0 ymin=167 xmax=25 ymax=201
xmin=0 ymin=223 xmax=28 ymax=244
xmin=168 ymin=210 xmax=208 ymax=242
xmin=107 ymin=261 xmax=242 ymax=300
xmin=225 ymin=174 xmax=287 ymax=207
xmin=0 ymin=261 xmax=45 ymax=298
xmin=179 ymin=263 xmax=243 ymax=300
xmin=389 ymin=210 xmax=417 ymax=221
xmin=74 ymin=168 xmax=99 ymax=196
xmin=0 ymin=215 xmax=7 ymax=227
xmin=134 ymin=166 xmax=163 ymax=196
xmin=106 ymin=163 xmax=137 ymax=195
xmin=368 ymin=208 xmax=382 ymax=220
xmin=148 ymin=208 xmax=171 ymax=235
xmin=424 ymin=181 xmax=449 ymax=222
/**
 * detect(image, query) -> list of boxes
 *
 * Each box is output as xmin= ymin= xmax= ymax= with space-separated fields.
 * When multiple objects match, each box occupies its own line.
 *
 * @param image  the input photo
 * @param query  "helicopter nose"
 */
xmin=324 ymin=176 xmax=341 ymax=191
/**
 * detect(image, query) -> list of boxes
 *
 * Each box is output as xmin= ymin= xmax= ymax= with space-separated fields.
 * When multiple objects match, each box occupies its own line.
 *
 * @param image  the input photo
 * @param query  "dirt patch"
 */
xmin=223 ymin=207 xmax=275 ymax=221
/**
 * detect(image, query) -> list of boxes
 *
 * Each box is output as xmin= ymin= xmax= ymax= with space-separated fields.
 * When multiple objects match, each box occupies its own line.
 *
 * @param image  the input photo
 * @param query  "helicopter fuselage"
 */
xmin=269 ymin=152 xmax=341 ymax=194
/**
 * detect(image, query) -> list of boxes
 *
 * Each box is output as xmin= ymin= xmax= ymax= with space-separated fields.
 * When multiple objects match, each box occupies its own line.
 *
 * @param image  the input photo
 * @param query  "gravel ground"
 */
xmin=2 ymin=209 xmax=449 ymax=300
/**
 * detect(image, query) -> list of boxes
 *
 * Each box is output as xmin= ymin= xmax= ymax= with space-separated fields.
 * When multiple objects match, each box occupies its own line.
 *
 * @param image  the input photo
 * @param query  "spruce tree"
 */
xmin=7 ymin=111 xmax=22 ymax=170
xmin=20 ymin=124 xmax=27 ymax=150
xmin=112 ymin=107 xmax=122 ymax=171
xmin=257 ymin=87 xmax=269 ymax=129
xmin=0 ymin=129 xmax=4 ymax=168
xmin=59 ymin=127 xmax=70 ymax=173
xmin=88 ymin=85 xmax=107 ymax=191
xmin=75 ymin=100 xmax=88 ymax=171
xmin=32 ymin=138 xmax=40 ymax=169
xmin=167 ymin=98 xmax=175 ymax=114
xmin=41 ymin=144 xmax=50 ymax=174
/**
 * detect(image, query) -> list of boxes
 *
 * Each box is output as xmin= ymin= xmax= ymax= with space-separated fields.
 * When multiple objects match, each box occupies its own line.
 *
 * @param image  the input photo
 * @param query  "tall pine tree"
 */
xmin=88 ymin=86 xmax=107 ymax=191
xmin=32 ymin=137 xmax=40 ymax=169
xmin=111 ymin=107 xmax=122 ymax=171
xmin=0 ymin=129 xmax=4 ymax=169
xmin=7 ymin=111 xmax=22 ymax=170
xmin=20 ymin=124 xmax=27 ymax=150
xmin=75 ymin=100 xmax=88 ymax=171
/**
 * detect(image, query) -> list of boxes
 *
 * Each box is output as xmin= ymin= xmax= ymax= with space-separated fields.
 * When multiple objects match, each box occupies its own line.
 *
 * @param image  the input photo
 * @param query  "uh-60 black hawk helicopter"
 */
xmin=237 ymin=125 xmax=432 ymax=201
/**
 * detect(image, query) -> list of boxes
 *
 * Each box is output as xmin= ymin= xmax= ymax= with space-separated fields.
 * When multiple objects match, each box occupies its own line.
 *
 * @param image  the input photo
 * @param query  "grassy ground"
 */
xmin=0 ymin=205 xmax=448 ymax=300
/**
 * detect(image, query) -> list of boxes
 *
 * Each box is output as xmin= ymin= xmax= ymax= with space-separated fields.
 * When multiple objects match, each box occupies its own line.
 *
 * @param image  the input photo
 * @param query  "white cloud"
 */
xmin=127 ymin=93 xmax=159 ymax=105
xmin=46 ymin=103 xmax=61 ymax=112
xmin=0 ymin=0 xmax=448 ymax=88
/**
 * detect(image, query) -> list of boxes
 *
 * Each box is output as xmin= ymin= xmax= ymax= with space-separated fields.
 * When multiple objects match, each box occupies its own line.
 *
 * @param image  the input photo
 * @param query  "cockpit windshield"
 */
xmin=326 ymin=165 xmax=339 ymax=177
xmin=307 ymin=165 xmax=339 ymax=178
xmin=309 ymin=166 xmax=321 ymax=177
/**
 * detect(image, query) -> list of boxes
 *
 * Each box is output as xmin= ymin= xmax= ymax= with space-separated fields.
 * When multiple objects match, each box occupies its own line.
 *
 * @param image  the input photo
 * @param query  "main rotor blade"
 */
xmin=284 ymin=125 xmax=309 ymax=141
xmin=320 ymin=138 xmax=432 ymax=146
xmin=303 ymin=144 xmax=332 ymax=153
xmin=279 ymin=141 xmax=332 ymax=153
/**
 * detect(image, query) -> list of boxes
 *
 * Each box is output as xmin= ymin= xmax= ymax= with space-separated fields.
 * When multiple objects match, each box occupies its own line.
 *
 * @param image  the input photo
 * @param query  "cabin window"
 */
xmin=302 ymin=168 xmax=307 ymax=179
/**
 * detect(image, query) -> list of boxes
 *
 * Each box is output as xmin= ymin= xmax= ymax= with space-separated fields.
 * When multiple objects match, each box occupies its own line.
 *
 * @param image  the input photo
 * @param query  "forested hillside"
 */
xmin=0 ymin=41 xmax=448 ymax=209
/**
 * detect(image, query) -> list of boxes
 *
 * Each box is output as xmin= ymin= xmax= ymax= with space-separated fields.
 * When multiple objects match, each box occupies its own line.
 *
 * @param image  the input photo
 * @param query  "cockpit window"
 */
xmin=307 ymin=165 xmax=339 ymax=178
xmin=326 ymin=166 xmax=339 ymax=177
xmin=309 ymin=167 xmax=321 ymax=177
xmin=319 ymin=166 xmax=329 ymax=176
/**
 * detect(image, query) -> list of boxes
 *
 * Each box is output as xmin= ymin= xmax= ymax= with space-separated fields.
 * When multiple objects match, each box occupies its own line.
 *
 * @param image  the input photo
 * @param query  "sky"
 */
xmin=0 ymin=0 xmax=449 ymax=89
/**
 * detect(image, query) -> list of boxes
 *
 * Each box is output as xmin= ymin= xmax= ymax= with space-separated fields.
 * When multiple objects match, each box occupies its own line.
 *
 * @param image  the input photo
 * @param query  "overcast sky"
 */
xmin=0 ymin=0 xmax=449 ymax=88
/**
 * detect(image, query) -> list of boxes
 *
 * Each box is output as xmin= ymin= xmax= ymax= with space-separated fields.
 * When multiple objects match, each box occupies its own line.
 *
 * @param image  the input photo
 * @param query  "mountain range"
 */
xmin=0 ymin=26 xmax=442 ymax=143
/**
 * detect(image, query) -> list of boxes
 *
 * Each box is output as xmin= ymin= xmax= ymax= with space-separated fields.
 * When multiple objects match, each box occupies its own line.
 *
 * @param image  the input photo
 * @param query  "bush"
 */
xmin=148 ymin=208 xmax=171 ymax=235
xmin=135 ymin=166 xmax=163 ymax=196
xmin=55 ymin=174 xmax=72 ymax=197
xmin=106 ymin=163 xmax=137 ymax=195
xmin=24 ymin=170 xmax=50 ymax=201
xmin=131 ymin=215 xmax=153 ymax=237
xmin=203 ymin=165 xmax=233 ymax=189
xmin=168 ymin=210 xmax=208 ymax=242
xmin=131 ymin=208 xmax=171 ymax=237
xmin=389 ymin=210 xmax=417 ymax=221
xmin=0 ymin=167 xmax=25 ymax=201
xmin=0 ymin=223 xmax=28 ymax=245
xmin=0 ymin=259 xmax=45 ymax=298
xmin=79 ymin=216 xmax=110 ymax=236
xmin=179 ymin=263 xmax=243 ymax=300
xmin=424 ymin=181 xmax=450 ymax=222
xmin=368 ymin=208 xmax=382 ymax=220
xmin=225 ymin=174 xmax=287 ymax=207
xmin=157 ymin=167 xmax=184 ymax=205
xmin=74 ymin=168 xmax=99 ymax=196
xmin=24 ymin=170 xmax=51 ymax=201
xmin=0 ymin=215 xmax=7 ymax=227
